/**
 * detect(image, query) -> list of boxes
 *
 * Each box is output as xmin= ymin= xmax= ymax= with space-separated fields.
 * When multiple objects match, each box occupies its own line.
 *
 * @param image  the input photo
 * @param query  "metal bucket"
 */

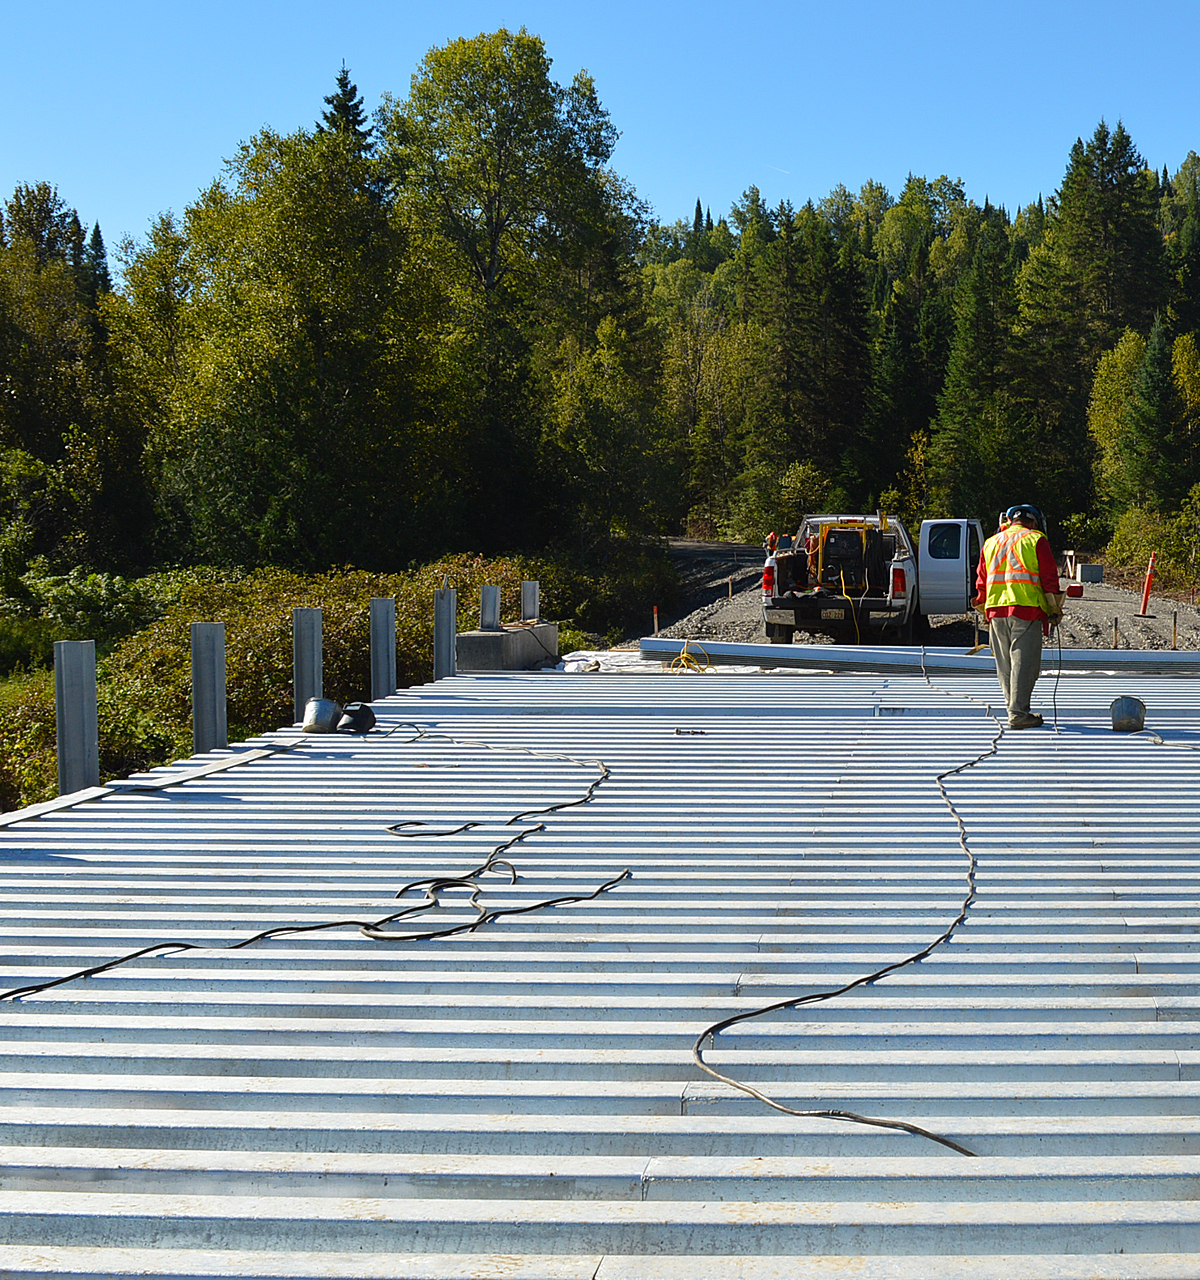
xmin=1110 ymin=696 xmax=1146 ymax=733
xmin=301 ymin=697 xmax=342 ymax=733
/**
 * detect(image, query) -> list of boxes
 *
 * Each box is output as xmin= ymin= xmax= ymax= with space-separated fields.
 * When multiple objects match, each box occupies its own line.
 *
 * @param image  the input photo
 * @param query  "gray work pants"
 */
xmin=989 ymin=615 xmax=1043 ymax=723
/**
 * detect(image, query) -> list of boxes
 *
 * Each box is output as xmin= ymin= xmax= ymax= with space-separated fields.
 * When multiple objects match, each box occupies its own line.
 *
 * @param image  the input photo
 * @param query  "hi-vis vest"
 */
xmin=982 ymin=525 xmax=1048 ymax=613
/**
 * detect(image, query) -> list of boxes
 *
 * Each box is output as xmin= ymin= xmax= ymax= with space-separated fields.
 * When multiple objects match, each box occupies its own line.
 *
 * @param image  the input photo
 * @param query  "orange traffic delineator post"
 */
xmin=653 ymin=605 xmax=659 ymax=635
xmin=1138 ymin=552 xmax=1157 ymax=617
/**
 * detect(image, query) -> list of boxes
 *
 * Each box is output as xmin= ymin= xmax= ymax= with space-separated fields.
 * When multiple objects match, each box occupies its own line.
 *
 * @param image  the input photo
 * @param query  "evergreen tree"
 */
xmin=1014 ymin=121 xmax=1167 ymax=513
xmin=930 ymin=207 xmax=1018 ymax=516
xmin=755 ymin=202 xmax=803 ymax=446
xmin=319 ymin=63 xmax=372 ymax=152
xmin=725 ymin=186 xmax=774 ymax=322
xmin=85 ymin=224 xmax=111 ymax=301
xmin=1124 ymin=313 xmax=1189 ymax=508
xmin=67 ymin=211 xmax=85 ymax=282
xmin=1165 ymin=155 xmax=1200 ymax=333
xmin=693 ymin=199 xmax=704 ymax=238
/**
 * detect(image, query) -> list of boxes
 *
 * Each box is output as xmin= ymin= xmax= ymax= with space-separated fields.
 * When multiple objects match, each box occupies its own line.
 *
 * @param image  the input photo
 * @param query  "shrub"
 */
xmin=0 ymin=545 xmax=671 ymax=812
xmin=0 ymin=617 xmax=57 ymax=673
xmin=1107 ymin=489 xmax=1200 ymax=589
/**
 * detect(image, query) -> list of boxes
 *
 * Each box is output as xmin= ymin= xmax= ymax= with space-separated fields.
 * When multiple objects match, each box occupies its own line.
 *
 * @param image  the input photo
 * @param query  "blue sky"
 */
xmin=3 ymin=0 xmax=1198 ymax=257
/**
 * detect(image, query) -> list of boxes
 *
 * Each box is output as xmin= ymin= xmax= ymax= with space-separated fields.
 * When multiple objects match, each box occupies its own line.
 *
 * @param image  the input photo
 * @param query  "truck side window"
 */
xmin=927 ymin=522 xmax=961 ymax=560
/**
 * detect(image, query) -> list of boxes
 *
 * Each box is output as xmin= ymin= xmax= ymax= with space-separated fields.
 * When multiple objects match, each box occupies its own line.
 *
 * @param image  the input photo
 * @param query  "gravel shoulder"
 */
xmin=651 ymin=541 xmax=1200 ymax=651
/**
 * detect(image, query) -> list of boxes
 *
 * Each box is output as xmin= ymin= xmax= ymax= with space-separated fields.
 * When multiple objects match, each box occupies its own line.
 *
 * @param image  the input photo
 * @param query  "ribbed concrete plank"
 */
xmin=4 ymin=1191 xmax=1200 ymax=1253
xmin=3 ymin=1252 xmax=1200 ymax=1280
xmin=0 ymin=1247 xmax=601 ymax=1279
xmin=594 ymin=1255 xmax=1200 ymax=1279
xmin=5 ymin=1107 xmax=1200 ymax=1157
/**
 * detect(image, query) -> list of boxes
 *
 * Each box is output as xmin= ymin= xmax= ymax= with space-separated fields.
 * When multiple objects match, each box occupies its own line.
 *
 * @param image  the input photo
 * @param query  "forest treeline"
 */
xmin=3 ymin=27 xmax=1200 ymax=597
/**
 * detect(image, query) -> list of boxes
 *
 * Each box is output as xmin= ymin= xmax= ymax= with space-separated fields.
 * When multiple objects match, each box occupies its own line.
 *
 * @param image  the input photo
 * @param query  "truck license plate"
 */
xmin=821 ymin=608 xmax=845 ymax=620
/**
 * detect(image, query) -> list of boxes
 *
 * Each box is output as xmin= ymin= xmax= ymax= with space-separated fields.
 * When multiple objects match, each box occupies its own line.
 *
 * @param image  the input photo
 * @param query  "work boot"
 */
xmin=1009 ymin=713 xmax=1044 ymax=730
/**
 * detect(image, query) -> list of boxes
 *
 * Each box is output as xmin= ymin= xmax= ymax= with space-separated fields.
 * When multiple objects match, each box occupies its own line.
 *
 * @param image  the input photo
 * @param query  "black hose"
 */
xmin=691 ymin=650 xmax=1006 ymax=1157
xmin=0 ymin=723 xmax=627 ymax=1003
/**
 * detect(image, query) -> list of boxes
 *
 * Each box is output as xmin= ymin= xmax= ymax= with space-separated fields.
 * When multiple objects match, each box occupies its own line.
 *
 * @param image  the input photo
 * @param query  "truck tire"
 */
xmin=765 ymin=622 xmax=795 ymax=644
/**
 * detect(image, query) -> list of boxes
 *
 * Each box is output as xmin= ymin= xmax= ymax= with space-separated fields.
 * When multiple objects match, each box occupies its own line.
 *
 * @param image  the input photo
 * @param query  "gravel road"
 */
xmin=652 ymin=540 xmax=1200 ymax=651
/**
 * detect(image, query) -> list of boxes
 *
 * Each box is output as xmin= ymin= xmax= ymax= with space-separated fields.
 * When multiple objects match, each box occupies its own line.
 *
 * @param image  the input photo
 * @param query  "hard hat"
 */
xmin=1005 ymin=504 xmax=1045 ymax=531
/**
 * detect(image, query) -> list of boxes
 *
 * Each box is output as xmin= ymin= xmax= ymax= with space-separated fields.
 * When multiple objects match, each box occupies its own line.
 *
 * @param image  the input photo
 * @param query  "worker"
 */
xmin=973 ymin=503 xmax=1064 ymax=730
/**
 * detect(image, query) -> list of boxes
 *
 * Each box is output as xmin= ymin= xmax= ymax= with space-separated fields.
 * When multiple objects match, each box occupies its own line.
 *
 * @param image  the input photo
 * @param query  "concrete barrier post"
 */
xmin=370 ymin=597 xmax=397 ymax=702
xmin=190 ymin=623 xmax=227 ymax=755
xmin=434 ymin=588 xmax=457 ymax=680
xmin=480 ymin=585 xmax=501 ymax=631
xmin=54 ymin=640 xmax=98 ymax=795
xmin=293 ymin=607 xmax=323 ymax=723
xmin=521 ymin=580 xmax=540 ymax=623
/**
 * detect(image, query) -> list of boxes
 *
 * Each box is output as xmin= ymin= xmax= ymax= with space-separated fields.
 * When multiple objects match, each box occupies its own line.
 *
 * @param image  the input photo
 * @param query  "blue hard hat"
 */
xmin=1005 ymin=504 xmax=1045 ymax=530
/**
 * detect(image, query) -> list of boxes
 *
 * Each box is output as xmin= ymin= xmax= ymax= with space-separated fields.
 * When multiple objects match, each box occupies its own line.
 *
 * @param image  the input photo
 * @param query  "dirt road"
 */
xmin=655 ymin=541 xmax=1200 ymax=651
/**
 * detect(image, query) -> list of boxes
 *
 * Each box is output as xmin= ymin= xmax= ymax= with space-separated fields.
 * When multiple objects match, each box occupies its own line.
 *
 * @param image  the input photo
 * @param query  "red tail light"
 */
xmin=762 ymin=563 xmax=775 ymax=595
xmin=891 ymin=567 xmax=907 ymax=596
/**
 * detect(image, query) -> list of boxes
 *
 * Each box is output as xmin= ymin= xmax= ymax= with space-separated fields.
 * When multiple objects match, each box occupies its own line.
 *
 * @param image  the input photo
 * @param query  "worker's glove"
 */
xmin=1045 ymin=592 xmax=1065 ymax=625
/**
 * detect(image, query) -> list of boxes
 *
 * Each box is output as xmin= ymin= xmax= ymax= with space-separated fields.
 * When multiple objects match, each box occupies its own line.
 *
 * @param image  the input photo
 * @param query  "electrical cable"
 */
xmin=691 ymin=647 xmax=1006 ymax=1157
xmin=0 ymin=723 xmax=628 ymax=1003
xmin=840 ymin=570 xmax=863 ymax=646
xmin=508 ymin=619 xmax=561 ymax=664
xmin=669 ymin=638 xmax=710 ymax=673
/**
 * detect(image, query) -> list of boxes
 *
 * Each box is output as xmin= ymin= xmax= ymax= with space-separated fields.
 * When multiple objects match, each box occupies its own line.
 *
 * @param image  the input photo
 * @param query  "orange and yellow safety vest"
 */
xmin=981 ymin=525 xmax=1049 ymax=613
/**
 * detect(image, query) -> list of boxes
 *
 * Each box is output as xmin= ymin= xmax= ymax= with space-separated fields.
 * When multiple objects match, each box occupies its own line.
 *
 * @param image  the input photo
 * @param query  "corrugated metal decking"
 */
xmin=2 ymin=668 xmax=1200 ymax=1276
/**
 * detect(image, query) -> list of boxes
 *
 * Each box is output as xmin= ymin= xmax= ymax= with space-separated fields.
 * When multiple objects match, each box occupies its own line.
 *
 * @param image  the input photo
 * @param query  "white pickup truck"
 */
xmin=762 ymin=514 xmax=984 ymax=643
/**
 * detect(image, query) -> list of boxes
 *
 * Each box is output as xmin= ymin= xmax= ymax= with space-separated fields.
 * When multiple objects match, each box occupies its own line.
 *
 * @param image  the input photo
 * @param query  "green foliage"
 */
xmin=0 ymin=671 xmax=57 ymax=811
xmin=1012 ymin=121 xmax=1167 ymax=514
xmin=1088 ymin=329 xmax=1147 ymax=510
xmin=549 ymin=317 xmax=675 ymax=548
xmin=1058 ymin=511 xmax=1111 ymax=554
xmin=5 ymin=44 xmax=1200 ymax=627
xmin=0 ymin=618 xmax=56 ymax=673
xmin=718 ymin=460 xmax=843 ymax=542
xmin=1107 ymin=485 xmax=1200 ymax=587
xmin=147 ymin=126 xmax=436 ymax=568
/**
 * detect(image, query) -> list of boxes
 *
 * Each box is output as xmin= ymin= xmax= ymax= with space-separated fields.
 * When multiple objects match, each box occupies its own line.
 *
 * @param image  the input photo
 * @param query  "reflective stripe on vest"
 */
xmin=982 ymin=526 xmax=1047 ymax=612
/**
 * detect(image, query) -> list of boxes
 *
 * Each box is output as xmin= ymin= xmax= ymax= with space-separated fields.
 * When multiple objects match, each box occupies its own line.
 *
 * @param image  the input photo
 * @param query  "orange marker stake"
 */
xmin=1138 ymin=551 xmax=1156 ymax=617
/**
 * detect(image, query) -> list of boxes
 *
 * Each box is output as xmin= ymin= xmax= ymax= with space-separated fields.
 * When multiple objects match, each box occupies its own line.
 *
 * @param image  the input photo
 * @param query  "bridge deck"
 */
xmin=2 ymin=669 xmax=1200 ymax=1276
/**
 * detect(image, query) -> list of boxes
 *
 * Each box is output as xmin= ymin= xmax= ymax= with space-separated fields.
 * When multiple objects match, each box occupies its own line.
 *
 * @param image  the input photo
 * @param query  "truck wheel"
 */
xmin=766 ymin=622 xmax=795 ymax=644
